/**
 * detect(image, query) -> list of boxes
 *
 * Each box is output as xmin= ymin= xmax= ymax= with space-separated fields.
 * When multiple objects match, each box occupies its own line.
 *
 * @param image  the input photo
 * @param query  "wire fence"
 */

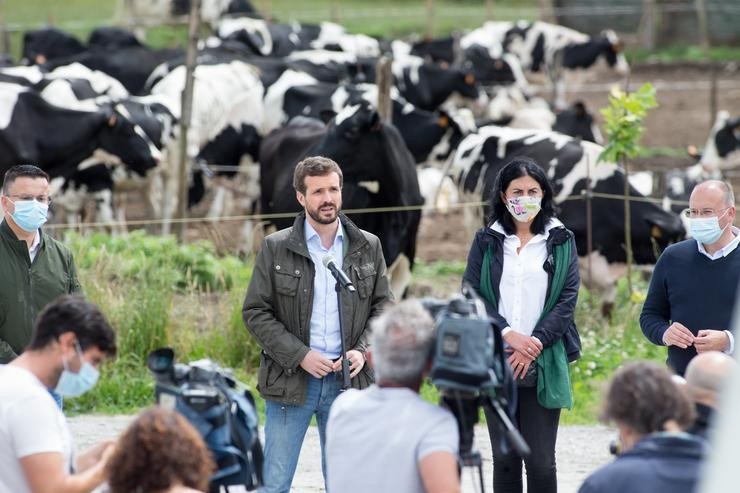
xmin=42 ymin=187 xmax=697 ymax=231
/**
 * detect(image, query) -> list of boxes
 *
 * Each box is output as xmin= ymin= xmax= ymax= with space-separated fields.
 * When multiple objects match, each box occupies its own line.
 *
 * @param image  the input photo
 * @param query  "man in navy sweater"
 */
xmin=641 ymin=180 xmax=739 ymax=376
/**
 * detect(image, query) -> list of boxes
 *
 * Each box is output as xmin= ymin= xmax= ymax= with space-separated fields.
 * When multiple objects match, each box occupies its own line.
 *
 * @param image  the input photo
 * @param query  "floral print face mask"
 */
xmin=506 ymin=196 xmax=542 ymax=223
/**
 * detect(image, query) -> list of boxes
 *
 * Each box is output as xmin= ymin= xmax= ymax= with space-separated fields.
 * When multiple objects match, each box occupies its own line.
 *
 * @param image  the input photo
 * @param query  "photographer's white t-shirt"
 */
xmin=326 ymin=385 xmax=459 ymax=493
xmin=0 ymin=365 xmax=73 ymax=493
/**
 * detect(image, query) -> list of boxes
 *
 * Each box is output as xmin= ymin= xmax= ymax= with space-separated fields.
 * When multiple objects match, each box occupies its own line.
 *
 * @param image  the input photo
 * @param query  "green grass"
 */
xmin=59 ymin=232 xmax=666 ymax=428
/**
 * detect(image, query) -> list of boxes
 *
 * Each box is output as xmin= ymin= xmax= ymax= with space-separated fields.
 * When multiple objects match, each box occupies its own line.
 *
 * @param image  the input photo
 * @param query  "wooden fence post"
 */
xmin=426 ymin=0 xmax=434 ymax=39
xmin=376 ymin=56 xmax=393 ymax=125
xmin=0 ymin=0 xmax=10 ymax=56
xmin=176 ymin=0 xmax=201 ymax=242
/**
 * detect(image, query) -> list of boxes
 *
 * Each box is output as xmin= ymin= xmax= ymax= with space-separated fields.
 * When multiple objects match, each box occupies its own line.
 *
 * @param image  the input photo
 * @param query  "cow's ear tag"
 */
xmin=464 ymin=73 xmax=475 ymax=85
xmin=107 ymin=115 xmax=118 ymax=127
xmin=438 ymin=115 xmax=449 ymax=128
xmin=650 ymin=225 xmax=663 ymax=239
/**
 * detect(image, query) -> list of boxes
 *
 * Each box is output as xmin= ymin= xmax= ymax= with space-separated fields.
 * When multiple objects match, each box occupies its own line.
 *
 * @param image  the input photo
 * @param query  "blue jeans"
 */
xmin=261 ymin=373 xmax=342 ymax=493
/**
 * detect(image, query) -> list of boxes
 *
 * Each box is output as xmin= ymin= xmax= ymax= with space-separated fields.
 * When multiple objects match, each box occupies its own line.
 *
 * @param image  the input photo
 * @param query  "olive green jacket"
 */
xmin=0 ymin=220 xmax=82 ymax=363
xmin=243 ymin=213 xmax=393 ymax=405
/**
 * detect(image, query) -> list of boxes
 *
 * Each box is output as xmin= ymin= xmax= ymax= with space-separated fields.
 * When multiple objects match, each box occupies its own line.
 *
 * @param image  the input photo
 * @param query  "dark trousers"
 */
xmin=484 ymin=385 xmax=560 ymax=493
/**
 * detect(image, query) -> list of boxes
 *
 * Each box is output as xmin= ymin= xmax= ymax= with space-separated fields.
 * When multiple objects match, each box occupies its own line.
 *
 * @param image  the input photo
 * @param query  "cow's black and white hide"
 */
xmin=0 ymin=82 xmax=161 ymax=178
xmin=128 ymin=0 xmax=260 ymax=26
xmin=483 ymin=86 xmax=602 ymax=144
xmin=217 ymin=18 xmax=379 ymax=57
xmin=0 ymin=81 xmax=167 ymax=231
xmin=149 ymin=59 xmax=265 ymax=231
xmin=286 ymin=50 xmax=483 ymax=111
xmin=259 ymin=102 xmax=424 ymax=296
xmin=629 ymin=111 xmax=740 ymax=234
xmin=698 ymin=111 xmax=740 ymax=171
xmin=451 ymin=125 xmax=685 ymax=307
xmin=463 ymin=21 xmax=629 ymax=107
xmin=43 ymin=45 xmax=184 ymax=95
xmin=263 ymin=76 xmax=474 ymax=169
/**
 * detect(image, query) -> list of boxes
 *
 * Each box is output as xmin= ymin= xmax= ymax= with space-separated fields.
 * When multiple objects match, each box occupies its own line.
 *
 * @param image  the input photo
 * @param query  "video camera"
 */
xmin=422 ymin=286 xmax=529 ymax=488
xmin=147 ymin=348 xmax=263 ymax=493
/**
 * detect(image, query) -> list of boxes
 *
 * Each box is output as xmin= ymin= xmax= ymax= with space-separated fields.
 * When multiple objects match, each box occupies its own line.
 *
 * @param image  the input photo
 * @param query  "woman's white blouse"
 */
xmin=491 ymin=219 xmax=563 ymax=336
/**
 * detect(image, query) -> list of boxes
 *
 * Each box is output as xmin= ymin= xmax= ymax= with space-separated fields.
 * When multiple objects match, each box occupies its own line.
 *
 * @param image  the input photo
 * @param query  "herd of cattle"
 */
xmin=1 ymin=0 xmax=739 ymax=300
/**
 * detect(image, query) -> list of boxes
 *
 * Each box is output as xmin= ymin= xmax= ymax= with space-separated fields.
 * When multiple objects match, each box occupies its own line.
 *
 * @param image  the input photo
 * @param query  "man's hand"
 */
xmin=300 ymin=350 xmax=334 ymax=378
xmin=694 ymin=330 xmax=730 ymax=353
xmin=663 ymin=322 xmax=695 ymax=348
xmin=332 ymin=350 xmax=365 ymax=378
xmin=503 ymin=331 xmax=543 ymax=359
xmin=76 ymin=439 xmax=115 ymax=473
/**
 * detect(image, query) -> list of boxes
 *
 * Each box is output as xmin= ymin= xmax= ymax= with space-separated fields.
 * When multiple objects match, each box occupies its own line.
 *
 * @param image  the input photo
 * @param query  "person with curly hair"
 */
xmin=106 ymin=407 xmax=215 ymax=493
xmin=578 ymin=361 xmax=706 ymax=493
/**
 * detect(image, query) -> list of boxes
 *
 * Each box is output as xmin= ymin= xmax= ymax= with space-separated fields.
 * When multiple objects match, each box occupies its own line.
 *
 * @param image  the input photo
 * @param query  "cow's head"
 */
xmin=697 ymin=111 xmax=740 ymax=172
xmin=553 ymin=101 xmax=603 ymax=144
xmin=601 ymin=30 xmax=630 ymax=75
xmin=463 ymin=45 xmax=520 ymax=86
xmin=96 ymin=103 xmax=163 ymax=177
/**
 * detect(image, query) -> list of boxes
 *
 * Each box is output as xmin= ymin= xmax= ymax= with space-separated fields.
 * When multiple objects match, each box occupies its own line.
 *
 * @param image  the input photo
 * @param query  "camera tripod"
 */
xmin=442 ymin=385 xmax=530 ymax=492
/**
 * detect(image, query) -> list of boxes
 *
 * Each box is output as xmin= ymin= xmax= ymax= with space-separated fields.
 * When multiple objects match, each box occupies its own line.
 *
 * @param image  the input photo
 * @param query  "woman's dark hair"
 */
xmin=601 ymin=361 xmax=694 ymax=435
xmin=106 ymin=407 xmax=215 ymax=493
xmin=487 ymin=156 xmax=556 ymax=235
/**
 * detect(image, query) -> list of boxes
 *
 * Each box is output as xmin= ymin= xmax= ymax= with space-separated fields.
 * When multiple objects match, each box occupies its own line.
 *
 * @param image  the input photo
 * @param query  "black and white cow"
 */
xmin=43 ymin=45 xmax=184 ymax=95
xmin=464 ymin=21 xmax=629 ymax=107
xmin=128 ymin=0 xmax=260 ymax=26
xmin=149 ymin=59 xmax=265 ymax=229
xmin=259 ymin=102 xmax=424 ymax=296
xmin=263 ymin=74 xmax=474 ymax=169
xmin=217 ymin=18 xmax=380 ymax=57
xmin=630 ymin=111 xmax=740 ymax=232
xmin=451 ymin=125 xmax=685 ymax=308
xmin=0 ymin=81 xmax=162 ymax=185
xmin=286 ymin=49 xmax=482 ymax=111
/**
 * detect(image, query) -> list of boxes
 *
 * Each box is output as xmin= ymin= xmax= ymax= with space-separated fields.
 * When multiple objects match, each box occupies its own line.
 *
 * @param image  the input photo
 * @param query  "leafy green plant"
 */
xmin=599 ymin=83 xmax=658 ymax=163
xmin=598 ymin=83 xmax=658 ymax=295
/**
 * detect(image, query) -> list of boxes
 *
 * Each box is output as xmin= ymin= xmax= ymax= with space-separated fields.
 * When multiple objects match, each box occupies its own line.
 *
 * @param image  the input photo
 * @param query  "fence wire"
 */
xmin=42 ymin=187 xmax=699 ymax=230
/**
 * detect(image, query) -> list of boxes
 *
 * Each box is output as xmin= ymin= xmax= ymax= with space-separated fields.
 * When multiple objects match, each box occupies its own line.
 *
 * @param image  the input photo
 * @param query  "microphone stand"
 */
xmin=334 ymin=280 xmax=353 ymax=390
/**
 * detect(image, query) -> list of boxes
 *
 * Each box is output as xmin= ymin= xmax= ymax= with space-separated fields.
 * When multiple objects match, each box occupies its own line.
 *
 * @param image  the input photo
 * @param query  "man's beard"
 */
xmin=307 ymin=202 xmax=339 ymax=224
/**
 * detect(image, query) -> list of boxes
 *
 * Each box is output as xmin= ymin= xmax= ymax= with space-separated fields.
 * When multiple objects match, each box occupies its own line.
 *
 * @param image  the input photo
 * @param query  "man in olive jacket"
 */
xmin=0 ymin=165 xmax=82 ymax=364
xmin=243 ymin=156 xmax=392 ymax=493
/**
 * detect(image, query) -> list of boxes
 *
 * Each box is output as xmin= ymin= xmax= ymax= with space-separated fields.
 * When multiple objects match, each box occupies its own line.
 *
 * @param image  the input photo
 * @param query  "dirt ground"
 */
xmin=70 ymin=415 xmax=615 ymax=493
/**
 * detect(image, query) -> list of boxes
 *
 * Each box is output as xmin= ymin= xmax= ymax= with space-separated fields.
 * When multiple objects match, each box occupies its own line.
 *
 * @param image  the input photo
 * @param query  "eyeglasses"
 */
xmin=6 ymin=194 xmax=53 ymax=206
xmin=682 ymin=207 xmax=730 ymax=218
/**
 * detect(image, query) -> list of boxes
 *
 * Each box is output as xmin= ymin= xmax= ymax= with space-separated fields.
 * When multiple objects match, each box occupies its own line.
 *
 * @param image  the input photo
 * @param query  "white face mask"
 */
xmin=505 ymin=196 xmax=542 ymax=223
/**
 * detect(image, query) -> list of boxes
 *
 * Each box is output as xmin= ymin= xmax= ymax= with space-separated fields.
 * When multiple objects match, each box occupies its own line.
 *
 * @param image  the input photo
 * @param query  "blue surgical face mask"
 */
xmin=689 ymin=210 xmax=729 ymax=245
xmin=56 ymin=342 xmax=100 ymax=398
xmin=9 ymin=199 xmax=48 ymax=232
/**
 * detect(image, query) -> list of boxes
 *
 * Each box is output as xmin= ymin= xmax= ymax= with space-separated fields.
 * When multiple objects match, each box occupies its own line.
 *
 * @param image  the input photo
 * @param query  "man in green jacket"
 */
xmin=243 ymin=156 xmax=392 ymax=493
xmin=0 ymin=165 xmax=82 ymax=364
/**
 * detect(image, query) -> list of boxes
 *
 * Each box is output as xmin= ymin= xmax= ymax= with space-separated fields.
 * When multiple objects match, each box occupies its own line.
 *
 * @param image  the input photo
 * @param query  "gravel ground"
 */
xmin=69 ymin=415 xmax=615 ymax=493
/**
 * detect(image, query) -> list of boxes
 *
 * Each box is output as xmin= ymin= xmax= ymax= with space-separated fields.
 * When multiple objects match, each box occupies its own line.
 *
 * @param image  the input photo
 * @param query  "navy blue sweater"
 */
xmin=640 ymin=239 xmax=740 ymax=375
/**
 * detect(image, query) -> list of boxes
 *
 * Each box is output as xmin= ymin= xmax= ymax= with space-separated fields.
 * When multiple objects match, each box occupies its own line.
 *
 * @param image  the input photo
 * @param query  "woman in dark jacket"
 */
xmin=463 ymin=156 xmax=581 ymax=493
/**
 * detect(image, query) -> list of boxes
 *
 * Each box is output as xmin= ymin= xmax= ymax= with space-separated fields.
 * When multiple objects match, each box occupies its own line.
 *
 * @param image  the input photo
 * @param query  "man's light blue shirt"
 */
xmin=305 ymin=219 xmax=344 ymax=359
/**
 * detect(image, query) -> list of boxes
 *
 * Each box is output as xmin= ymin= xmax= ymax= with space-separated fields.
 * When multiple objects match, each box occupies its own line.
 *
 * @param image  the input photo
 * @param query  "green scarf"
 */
xmin=480 ymin=236 xmax=573 ymax=409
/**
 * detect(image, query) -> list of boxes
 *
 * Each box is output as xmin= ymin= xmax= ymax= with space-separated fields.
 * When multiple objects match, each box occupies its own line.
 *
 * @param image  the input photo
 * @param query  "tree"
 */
xmin=599 ymin=83 xmax=658 ymax=296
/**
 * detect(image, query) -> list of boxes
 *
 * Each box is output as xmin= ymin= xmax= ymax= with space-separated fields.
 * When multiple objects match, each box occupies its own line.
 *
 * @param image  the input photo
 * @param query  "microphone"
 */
xmin=322 ymin=255 xmax=356 ymax=293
